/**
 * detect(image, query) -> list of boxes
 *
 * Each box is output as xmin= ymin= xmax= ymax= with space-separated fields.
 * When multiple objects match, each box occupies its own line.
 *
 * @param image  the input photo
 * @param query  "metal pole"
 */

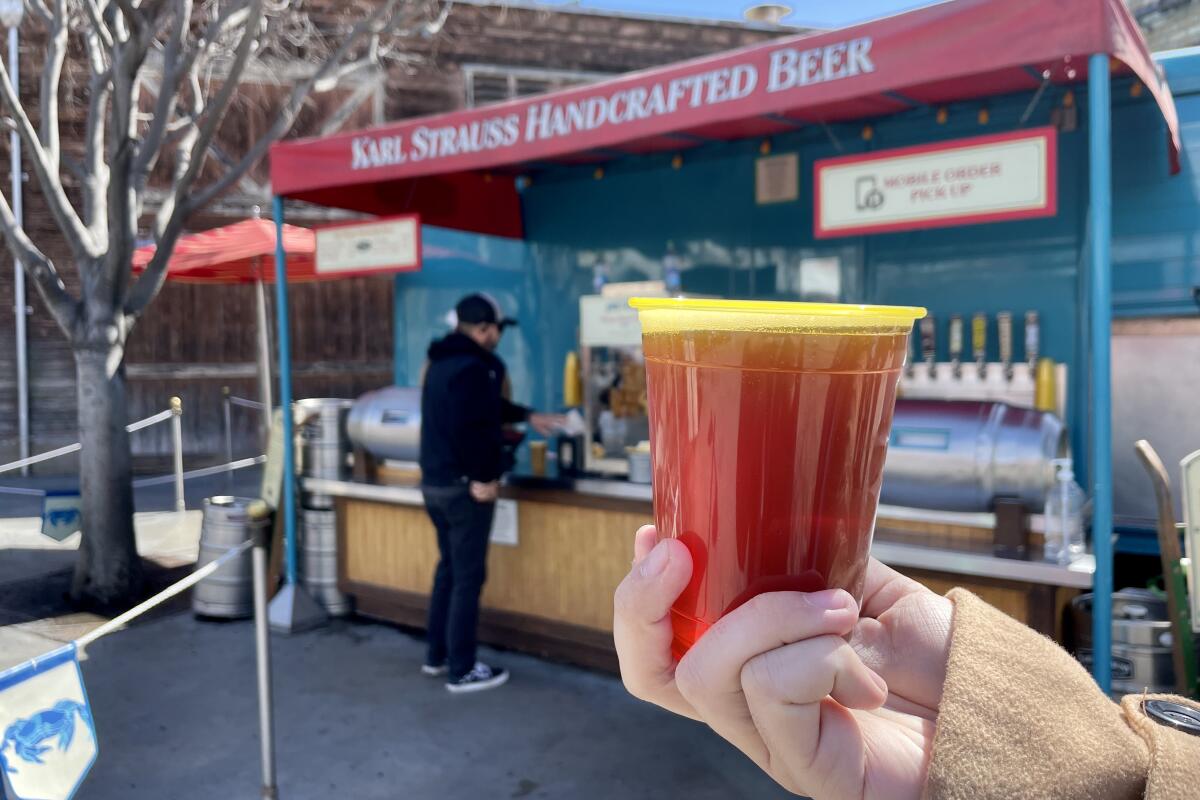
xmin=223 ymin=386 xmax=234 ymax=492
xmin=10 ymin=25 xmax=28 ymax=476
xmin=250 ymin=504 xmax=278 ymax=799
xmin=1088 ymin=53 xmax=1114 ymax=693
xmin=393 ymin=275 xmax=406 ymax=386
xmin=170 ymin=396 xmax=185 ymax=513
xmin=272 ymin=197 xmax=298 ymax=586
xmin=255 ymin=277 xmax=274 ymax=446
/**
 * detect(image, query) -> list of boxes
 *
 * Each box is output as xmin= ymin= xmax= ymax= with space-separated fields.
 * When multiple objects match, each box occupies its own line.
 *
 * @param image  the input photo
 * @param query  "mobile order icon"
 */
xmin=855 ymin=175 xmax=885 ymax=210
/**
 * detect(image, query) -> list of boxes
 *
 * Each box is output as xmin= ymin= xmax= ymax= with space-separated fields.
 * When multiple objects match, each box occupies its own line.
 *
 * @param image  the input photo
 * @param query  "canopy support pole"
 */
xmin=267 ymin=195 xmax=327 ymax=635
xmin=273 ymin=196 xmax=298 ymax=588
xmin=254 ymin=276 xmax=274 ymax=445
xmin=1088 ymin=52 xmax=1113 ymax=693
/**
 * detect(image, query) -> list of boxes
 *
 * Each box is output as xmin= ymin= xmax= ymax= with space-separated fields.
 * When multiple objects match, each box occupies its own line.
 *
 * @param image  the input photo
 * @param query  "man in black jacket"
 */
xmin=419 ymin=293 xmax=562 ymax=693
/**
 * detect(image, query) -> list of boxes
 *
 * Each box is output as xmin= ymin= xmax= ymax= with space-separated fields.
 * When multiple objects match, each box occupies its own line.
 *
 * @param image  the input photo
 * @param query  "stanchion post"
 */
xmin=223 ymin=386 xmax=235 ymax=492
xmin=171 ymin=396 xmax=185 ymax=512
xmin=249 ymin=501 xmax=278 ymax=799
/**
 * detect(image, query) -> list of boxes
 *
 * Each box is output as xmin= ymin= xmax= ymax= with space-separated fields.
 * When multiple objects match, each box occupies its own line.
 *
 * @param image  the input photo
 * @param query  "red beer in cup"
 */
xmin=630 ymin=298 xmax=925 ymax=658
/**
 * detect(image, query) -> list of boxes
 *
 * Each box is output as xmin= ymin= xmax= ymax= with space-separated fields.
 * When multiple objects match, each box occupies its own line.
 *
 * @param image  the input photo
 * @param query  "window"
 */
xmin=462 ymin=64 xmax=610 ymax=108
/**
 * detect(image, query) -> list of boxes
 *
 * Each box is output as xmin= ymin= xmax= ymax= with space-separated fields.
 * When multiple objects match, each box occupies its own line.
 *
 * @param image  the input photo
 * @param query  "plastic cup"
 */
xmin=630 ymin=297 xmax=926 ymax=658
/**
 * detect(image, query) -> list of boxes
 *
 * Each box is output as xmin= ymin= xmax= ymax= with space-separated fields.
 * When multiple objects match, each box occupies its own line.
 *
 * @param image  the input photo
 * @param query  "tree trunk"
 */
xmin=71 ymin=341 xmax=144 ymax=609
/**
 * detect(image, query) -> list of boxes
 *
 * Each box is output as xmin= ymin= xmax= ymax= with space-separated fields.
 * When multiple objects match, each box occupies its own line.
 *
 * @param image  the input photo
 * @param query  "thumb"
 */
xmin=614 ymin=526 xmax=696 ymax=718
xmin=628 ymin=530 xmax=692 ymax=616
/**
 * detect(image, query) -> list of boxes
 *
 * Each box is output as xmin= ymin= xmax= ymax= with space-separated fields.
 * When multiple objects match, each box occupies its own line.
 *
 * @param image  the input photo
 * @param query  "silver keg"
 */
xmin=1072 ymin=590 xmax=1181 ymax=696
xmin=297 ymin=398 xmax=353 ymax=509
xmin=301 ymin=508 xmax=351 ymax=617
xmin=193 ymin=496 xmax=263 ymax=619
xmin=881 ymin=399 xmax=1066 ymax=511
xmin=346 ymin=386 xmax=421 ymax=463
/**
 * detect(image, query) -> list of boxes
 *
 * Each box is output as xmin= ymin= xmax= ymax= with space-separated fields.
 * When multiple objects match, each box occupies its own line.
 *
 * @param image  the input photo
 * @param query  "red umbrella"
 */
xmin=131 ymin=218 xmax=316 ymax=284
xmin=131 ymin=218 xmax=323 ymax=439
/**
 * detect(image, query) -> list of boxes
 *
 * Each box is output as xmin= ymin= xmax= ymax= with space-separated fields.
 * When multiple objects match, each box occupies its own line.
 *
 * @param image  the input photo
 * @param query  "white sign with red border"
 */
xmin=814 ymin=127 xmax=1056 ymax=238
xmin=315 ymin=214 xmax=421 ymax=276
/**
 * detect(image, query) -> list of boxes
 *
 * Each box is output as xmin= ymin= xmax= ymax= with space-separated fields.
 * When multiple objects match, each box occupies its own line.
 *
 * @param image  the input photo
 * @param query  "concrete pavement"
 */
xmin=1 ymin=491 xmax=794 ymax=799
xmin=77 ymin=615 xmax=792 ymax=799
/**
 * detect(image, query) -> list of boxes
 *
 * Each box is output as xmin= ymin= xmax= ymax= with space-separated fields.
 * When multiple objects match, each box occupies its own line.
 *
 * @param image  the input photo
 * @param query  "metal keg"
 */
xmin=881 ymin=399 xmax=1066 ymax=511
xmin=301 ymin=508 xmax=351 ymax=617
xmin=297 ymin=398 xmax=353 ymax=509
xmin=1072 ymin=590 xmax=1179 ymax=695
xmin=193 ymin=496 xmax=262 ymax=619
xmin=346 ymin=386 xmax=421 ymax=463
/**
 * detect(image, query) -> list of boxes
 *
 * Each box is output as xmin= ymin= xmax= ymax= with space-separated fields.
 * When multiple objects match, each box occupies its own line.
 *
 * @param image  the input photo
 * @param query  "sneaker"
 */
xmin=421 ymin=663 xmax=448 ymax=677
xmin=445 ymin=662 xmax=509 ymax=694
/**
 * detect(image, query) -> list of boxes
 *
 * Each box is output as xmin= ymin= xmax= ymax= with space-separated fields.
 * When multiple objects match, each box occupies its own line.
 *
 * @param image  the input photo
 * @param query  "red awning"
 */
xmin=132 ymin=219 xmax=316 ymax=284
xmin=269 ymin=0 xmax=1179 ymax=238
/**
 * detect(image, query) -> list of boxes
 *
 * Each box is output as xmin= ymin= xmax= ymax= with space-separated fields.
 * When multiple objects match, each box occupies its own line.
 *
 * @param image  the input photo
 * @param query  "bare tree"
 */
xmin=0 ymin=0 xmax=448 ymax=608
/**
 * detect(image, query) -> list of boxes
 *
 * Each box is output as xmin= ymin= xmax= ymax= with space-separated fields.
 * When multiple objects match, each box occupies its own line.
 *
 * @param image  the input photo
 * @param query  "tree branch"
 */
xmin=187 ymin=0 xmax=404 ymax=214
xmin=132 ymin=0 xmax=192 ymax=193
xmin=81 ymin=0 xmax=116 ymax=50
xmin=318 ymin=73 xmax=382 ymax=136
xmin=0 ymin=51 xmax=97 ymax=260
xmin=82 ymin=27 xmax=113 ymax=237
xmin=132 ymin=0 xmax=254 ymax=193
xmin=39 ymin=0 xmax=67 ymax=172
xmin=0 ymin=186 xmax=78 ymax=334
xmin=113 ymin=0 xmax=146 ymax=32
xmin=25 ymin=0 xmax=52 ymax=24
xmin=127 ymin=0 xmax=411 ymax=316
xmin=124 ymin=0 xmax=265 ymax=316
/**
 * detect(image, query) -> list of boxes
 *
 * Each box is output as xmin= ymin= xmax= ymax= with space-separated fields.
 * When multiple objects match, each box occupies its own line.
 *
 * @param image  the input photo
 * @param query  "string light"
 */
xmin=861 ymin=124 xmax=874 ymax=141
xmin=977 ymin=107 xmax=989 ymax=125
xmin=671 ymin=154 xmax=683 ymax=169
xmin=759 ymin=139 xmax=772 ymax=155
xmin=593 ymin=167 xmax=605 ymax=180
xmin=1131 ymin=82 xmax=1144 ymax=98
xmin=936 ymin=107 xmax=948 ymax=124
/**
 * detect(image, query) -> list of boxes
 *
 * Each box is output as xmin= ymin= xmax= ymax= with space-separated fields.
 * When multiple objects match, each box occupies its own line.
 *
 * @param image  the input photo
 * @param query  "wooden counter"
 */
xmin=308 ymin=477 xmax=1093 ymax=672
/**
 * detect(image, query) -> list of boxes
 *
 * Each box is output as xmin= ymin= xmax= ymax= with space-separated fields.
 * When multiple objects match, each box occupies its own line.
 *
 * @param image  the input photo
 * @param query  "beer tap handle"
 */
xmin=919 ymin=314 xmax=937 ymax=378
xmin=949 ymin=314 xmax=964 ymax=378
xmin=971 ymin=312 xmax=987 ymax=378
xmin=1025 ymin=310 xmax=1040 ymax=369
xmin=997 ymin=311 xmax=1013 ymax=380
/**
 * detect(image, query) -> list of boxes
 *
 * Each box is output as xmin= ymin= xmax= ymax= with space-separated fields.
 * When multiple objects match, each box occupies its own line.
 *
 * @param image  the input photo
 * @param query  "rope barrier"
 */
xmin=75 ymin=539 xmax=253 ymax=656
xmin=0 ymin=406 xmax=178 ymax=476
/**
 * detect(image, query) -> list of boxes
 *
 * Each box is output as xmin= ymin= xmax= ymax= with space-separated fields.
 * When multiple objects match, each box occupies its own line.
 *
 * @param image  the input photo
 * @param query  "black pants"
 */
xmin=422 ymin=484 xmax=496 ymax=680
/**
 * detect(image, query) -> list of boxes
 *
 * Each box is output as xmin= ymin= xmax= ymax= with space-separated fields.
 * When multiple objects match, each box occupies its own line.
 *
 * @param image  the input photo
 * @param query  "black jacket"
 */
xmin=419 ymin=332 xmax=530 ymax=486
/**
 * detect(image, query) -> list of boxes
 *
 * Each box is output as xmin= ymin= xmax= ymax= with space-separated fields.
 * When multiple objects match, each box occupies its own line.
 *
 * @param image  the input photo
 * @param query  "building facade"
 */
xmin=0 ymin=3 xmax=790 ymax=473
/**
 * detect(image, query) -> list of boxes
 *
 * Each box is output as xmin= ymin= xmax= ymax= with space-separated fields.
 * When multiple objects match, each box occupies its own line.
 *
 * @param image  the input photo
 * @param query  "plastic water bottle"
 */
xmin=1043 ymin=457 xmax=1087 ymax=565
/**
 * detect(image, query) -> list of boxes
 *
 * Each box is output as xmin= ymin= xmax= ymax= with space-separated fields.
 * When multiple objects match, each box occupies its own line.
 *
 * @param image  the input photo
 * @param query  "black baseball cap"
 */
xmin=455 ymin=293 xmax=518 ymax=329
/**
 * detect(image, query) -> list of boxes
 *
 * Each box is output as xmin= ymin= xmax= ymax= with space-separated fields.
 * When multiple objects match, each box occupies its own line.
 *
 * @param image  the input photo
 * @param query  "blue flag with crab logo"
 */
xmin=0 ymin=644 xmax=97 ymax=800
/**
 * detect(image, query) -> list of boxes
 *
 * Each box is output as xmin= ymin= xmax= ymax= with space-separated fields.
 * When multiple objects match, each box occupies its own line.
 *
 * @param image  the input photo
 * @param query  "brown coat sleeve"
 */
xmin=924 ymin=589 xmax=1200 ymax=800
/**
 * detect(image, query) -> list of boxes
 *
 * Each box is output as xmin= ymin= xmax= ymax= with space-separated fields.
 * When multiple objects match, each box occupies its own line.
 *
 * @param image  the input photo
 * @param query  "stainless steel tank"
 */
xmin=296 ymin=398 xmax=353 ymax=508
xmin=301 ymin=508 xmax=351 ymax=617
xmin=346 ymin=386 xmax=422 ymax=463
xmin=193 ymin=496 xmax=264 ymax=619
xmin=1072 ymin=590 xmax=1181 ymax=697
xmin=881 ymin=399 xmax=1065 ymax=512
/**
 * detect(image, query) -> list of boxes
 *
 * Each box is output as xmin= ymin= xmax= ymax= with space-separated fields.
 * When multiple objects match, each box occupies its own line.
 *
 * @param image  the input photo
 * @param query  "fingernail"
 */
xmin=809 ymin=588 xmax=852 ymax=610
xmin=640 ymin=541 xmax=670 ymax=578
xmin=869 ymin=668 xmax=888 ymax=695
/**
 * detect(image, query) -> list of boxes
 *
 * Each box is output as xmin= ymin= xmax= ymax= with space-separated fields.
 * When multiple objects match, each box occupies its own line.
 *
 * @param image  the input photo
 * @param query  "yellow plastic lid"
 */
xmin=629 ymin=297 xmax=927 ymax=335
